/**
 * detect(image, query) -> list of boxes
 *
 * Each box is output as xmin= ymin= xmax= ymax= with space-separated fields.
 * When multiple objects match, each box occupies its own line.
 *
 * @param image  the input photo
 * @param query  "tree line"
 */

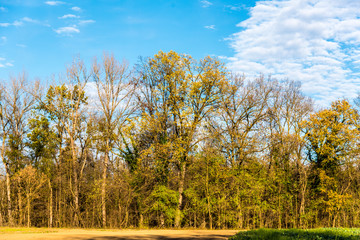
xmin=0 ymin=51 xmax=360 ymax=229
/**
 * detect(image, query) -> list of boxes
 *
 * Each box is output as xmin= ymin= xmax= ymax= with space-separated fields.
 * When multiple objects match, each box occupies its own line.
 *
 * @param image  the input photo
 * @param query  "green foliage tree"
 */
xmin=146 ymin=185 xmax=178 ymax=227
xmin=26 ymin=113 xmax=58 ymax=227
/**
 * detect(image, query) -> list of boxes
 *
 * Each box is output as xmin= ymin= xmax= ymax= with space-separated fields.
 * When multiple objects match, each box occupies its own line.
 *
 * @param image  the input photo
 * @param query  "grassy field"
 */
xmin=230 ymin=228 xmax=360 ymax=240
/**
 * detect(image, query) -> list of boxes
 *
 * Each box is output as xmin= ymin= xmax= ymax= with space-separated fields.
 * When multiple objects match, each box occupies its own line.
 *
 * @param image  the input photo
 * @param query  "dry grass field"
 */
xmin=0 ymin=228 xmax=238 ymax=240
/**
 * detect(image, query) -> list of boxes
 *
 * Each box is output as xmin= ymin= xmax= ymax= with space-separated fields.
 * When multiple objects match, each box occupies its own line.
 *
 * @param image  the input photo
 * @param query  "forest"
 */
xmin=0 ymin=50 xmax=359 ymax=230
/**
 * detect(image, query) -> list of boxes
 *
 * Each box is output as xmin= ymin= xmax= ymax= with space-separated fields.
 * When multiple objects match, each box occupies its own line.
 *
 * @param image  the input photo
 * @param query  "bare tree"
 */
xmin=36 ymin=59 xmax=90 ymax=227
xmin=265 ymin=80 xmax=313 ymax=228
xmin=208 ymin=75 xmax=273 ymax=168
xmin=13 ymin=166 xmax=46 ymax=227
xmin=0 ymin=73 xmax=35 ymax=226
xmin=92 ymin=53 xmax=134 ymax=227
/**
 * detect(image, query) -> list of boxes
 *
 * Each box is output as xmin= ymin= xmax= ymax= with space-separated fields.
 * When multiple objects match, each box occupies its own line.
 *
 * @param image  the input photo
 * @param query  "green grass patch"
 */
xmin=0 ymin=227 xmax=58 ymax=234
xmin=229 ymin=228 xmax=360 ymax=240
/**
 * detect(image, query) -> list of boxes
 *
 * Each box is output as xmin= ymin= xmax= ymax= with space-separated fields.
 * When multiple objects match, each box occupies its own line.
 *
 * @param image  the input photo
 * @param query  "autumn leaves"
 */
xmin=0 ymin=51 xmax=360 ymax=229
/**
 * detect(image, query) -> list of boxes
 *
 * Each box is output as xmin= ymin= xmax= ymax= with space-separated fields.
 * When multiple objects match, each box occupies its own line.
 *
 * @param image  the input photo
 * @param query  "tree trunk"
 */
xmin=2 ymin=136 xmax=13 ymax=226
xmin=48 ymin=180 xmax=53 ymax=228
xmin=125 ymin=208 xmax=129 ymax=227
xmin=18 ymin=186 xmax=22 ymax=226
xmin=58 ymin=176 xmax=62 ymax=227
xmin=332 ymin=212 xmax=338 ymax=227
xmin=160 ymin=212 xmax=165 ymax=227
xmin=71 ymin=143 xmax=80 ymax=227
xmin=0 ymin=192 xmax=3 ymax=226
xmin=0 ymin=209 xmax=2 ymax=227
xmin=118 ymin=203 xmax=122 ymax=228
xmin=237 ymin=188 xmax=243 ymax=229
xmin=174 ymin=162 xmax=186 ymax=228
xmin=73 ymin=170 xmax=79 ymax=227
xmin=200 ymin=216 xmax=206 ymax=229
xmin=102 ymin=150 xmax=108 ymax=228
xmin=194 ymin=211 xmax=197 ymax=227
xmin=237 ymin=207 xmax=243 ymax=229
xmin=26 ymin=192 xmax=30 ymax=228
xmin=5 ymin=167 xmax=13 ymax=226
xmin=299 ymin=172 xmax=307 ymax=228
xmin=139 ymin=213 xmax=144 ymax=228
xmin=206 ymin=161 xmax=212 ymax=229
xmin=278 ymin=187 xmax=282 ymax=229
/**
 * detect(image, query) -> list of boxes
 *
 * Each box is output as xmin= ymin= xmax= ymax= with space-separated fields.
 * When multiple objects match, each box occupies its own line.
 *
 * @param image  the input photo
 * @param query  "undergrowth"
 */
xmin=229 ymin=228 xmax=360 ymax=240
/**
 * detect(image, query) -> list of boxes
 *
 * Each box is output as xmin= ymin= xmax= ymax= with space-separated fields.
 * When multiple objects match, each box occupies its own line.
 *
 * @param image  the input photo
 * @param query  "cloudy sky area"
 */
xmin=228 ymin=0 xmax=360 ymax=106
xmin=1 ymin=0 xmax=360 ymax=105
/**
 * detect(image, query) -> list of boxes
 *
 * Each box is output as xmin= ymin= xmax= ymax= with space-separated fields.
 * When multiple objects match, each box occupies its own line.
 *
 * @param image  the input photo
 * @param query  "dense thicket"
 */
xmin=0 ymin=51 xmax=360 ymax=229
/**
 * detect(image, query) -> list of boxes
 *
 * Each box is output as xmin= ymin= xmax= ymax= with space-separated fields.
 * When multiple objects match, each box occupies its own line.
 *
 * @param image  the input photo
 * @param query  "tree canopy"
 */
xmin=0 ymin=51 xmax=359 ymax=229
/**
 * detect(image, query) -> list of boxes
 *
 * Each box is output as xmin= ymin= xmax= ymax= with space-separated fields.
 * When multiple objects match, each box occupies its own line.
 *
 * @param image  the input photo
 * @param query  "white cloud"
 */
xmin=71 ymin=6 xmax=81 ymax=11
xmin=45 ymin=1 xmax=64 ymax=6
xmin=205 ymin=25 xmax=215 ymax=30
xmin=201 ymin=0 xmax=212 ymax=8
xmin=0 ymin=20 xmax=23 ymax=27
xmin=78 ymin=20 xmax=95 ymax=25
xmin=0 ymin=17 xmax=49 ymax=28
xmin=54 ymin=26 xmax=80 ymax=34
xmin=16 ymin=44 xmax=27 ymax=48
xmin=228 ymin=0 xmax=360 ymax=106
xmin=22 ymin=17 xmax=38 ymax=23
xmin=0 ymin=36 xmax=6 ymax=45
xmin=12 ymin=20 xmax=23 ymax=27
xmin=0 ymin=58 xmax=13 ymax=68
xmin=59 ymin=14 xmax=79 ymax=19
xmin=225 ymin=4 xmax=244 ymax=11
xmin=0 ymin=7 xmax=7 ymax=12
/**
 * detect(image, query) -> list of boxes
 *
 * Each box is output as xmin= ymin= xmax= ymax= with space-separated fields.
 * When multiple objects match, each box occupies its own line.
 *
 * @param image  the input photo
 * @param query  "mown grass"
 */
xmin=229 ymin=228 xmax=360 ymax=240
xmin=0 ymin=227 xmax=58 ymax=234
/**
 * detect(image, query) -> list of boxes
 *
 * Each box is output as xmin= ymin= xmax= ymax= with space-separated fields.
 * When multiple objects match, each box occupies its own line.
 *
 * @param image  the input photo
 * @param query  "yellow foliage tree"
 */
xmin=303 ymin=100 xmax=359 ymax=173
xmin=135 ymin=50 xmax=228 ymax=227
xmin=302 ymin=99 xmax=359 ymax=227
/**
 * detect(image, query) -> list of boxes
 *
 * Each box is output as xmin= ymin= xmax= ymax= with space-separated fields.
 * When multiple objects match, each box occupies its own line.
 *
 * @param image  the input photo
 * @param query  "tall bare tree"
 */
xmin=92 ymin=53 xmax=134 ymax=227
xmin=208 ymin=75 xmax=273 ymax=168
xmin=37 ymin=59 xmax=89 ymax=227
xmin=0 ymin=73 xmax=34 ymax=226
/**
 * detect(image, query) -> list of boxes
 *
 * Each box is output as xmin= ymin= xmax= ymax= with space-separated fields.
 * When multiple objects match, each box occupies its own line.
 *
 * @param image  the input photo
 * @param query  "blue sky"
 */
xmin=1 ymin=0 xmax=360 ymax=105
xmin=0 ymin=0 xmax=253 ymax=79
